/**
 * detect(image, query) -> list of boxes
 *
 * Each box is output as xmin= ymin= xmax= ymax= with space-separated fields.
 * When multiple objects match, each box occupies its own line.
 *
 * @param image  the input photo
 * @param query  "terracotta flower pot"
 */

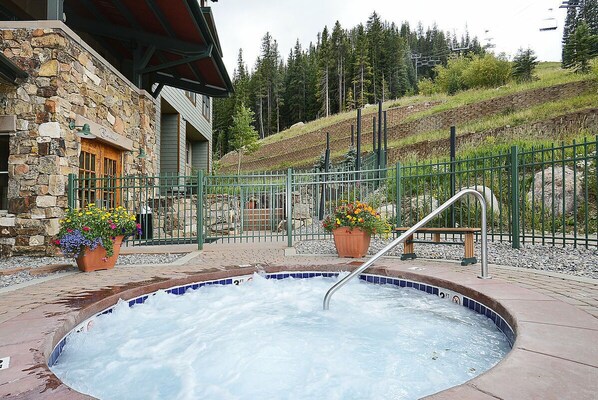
xmin=76 ymin=236 xmax=124 ymax=272
xmin=332 ymin=227 xmax=371 ymax=258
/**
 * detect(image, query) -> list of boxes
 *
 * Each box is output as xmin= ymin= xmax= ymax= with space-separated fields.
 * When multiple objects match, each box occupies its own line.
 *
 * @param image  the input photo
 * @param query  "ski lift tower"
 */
xmin=559 ymin=1 xmax=581 ymax=9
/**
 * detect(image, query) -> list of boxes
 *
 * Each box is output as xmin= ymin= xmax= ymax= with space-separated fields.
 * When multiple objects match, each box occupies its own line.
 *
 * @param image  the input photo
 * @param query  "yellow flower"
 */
xmin=66 ymin=219 xmax=71 ymax=223
xmin=78 ymin=213 xmax=83 ymax=216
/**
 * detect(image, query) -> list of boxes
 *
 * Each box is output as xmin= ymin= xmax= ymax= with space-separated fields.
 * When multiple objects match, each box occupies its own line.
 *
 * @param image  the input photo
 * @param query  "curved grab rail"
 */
xmin=323 ymin=188 xmax=490 ymax=310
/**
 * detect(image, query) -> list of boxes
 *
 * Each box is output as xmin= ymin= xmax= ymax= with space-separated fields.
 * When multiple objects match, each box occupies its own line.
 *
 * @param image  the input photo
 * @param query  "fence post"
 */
xmin=450 ymin=126 xmax=456 ymax=227
xmin=510 ymin=146 xmax=520 ymax=249
xmin=197 ymin=170 xmax=204 ymax=250
xmin=395 ymin=162 xmax=402 ymax=227
xmin=67 ymin=173 xmax=75 ymax=209
xmin=286 ymin=168 xmax=293 ymax=247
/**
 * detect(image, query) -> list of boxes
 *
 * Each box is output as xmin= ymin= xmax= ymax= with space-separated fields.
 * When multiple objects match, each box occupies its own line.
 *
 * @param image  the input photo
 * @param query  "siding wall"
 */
xmin=192 ymin=141 xmax=209 ymax=171
xmin=161 ymin=87 xmax=211 ymax=141
xmin=160 ymin=114 xmax=179 ymax=174
xmin=160 ymin=86 xmax=212 ymax=174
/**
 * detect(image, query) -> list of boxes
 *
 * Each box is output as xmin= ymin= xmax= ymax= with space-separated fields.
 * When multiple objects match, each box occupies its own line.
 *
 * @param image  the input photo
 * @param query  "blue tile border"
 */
xmin=49 ymin=271 xmax=514 ymax=367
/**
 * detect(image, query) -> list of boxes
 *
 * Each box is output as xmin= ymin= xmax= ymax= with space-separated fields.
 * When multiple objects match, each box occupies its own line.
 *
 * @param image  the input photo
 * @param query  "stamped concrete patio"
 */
xmin=0 ymin=241 xmax=597 ymax=399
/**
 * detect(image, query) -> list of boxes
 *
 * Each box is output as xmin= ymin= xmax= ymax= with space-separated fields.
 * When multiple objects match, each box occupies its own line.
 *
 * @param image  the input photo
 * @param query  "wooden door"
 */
xmin=79 ymin=140 xmax=122 ymax=208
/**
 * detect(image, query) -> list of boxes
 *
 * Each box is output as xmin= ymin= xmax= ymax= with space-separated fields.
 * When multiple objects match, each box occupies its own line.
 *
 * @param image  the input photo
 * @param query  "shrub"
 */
xmin=462 ymin=54 xmax=512 ymax=89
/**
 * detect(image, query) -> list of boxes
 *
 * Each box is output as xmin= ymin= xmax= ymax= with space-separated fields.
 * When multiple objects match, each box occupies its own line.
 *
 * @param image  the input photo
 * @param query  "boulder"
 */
xmin=527 ymin=166 xmax=583 ymax=215
xmin=461 ymin=186 xmax=501 ymax=216
xmin=402 ymin=195 xmax=439 ymax=224
xmin=376 ymin=204 xmax=396 ymax=222
xmin=292 ymin=203 xmax=311 ymax=220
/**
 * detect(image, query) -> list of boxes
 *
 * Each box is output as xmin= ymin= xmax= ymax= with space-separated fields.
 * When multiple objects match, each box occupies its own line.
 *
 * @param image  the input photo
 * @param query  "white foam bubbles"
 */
xmin=51 ymin=274 xmax=510 ymax=399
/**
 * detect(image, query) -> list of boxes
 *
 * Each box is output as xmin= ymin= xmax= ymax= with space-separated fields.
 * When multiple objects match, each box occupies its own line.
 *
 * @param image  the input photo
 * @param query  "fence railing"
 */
xmin=67 ymin=137 xmax=598 ymax=249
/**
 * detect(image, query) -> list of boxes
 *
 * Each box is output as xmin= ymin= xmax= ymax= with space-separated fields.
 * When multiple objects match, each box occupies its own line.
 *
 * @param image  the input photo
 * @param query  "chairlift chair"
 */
xmin=539 ymin=8 xmax=558 ymax=31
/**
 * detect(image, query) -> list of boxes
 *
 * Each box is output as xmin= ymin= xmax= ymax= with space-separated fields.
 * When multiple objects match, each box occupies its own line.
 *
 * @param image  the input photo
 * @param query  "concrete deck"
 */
xmin=0 ymin=242 xmax=597 ymax=399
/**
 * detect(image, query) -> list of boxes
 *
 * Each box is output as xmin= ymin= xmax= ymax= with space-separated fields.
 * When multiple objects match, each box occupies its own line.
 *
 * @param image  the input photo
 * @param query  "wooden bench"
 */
xmin=393 ymin=227 xmax=481 ymax=266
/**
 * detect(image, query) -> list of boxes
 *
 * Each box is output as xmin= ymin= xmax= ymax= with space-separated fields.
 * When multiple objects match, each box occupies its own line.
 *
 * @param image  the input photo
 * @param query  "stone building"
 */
xmin=0 ymin=0 xmax=232 ymax=256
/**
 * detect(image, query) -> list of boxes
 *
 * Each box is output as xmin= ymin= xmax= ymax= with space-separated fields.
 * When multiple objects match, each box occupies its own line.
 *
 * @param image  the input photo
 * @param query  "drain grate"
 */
xmin=0 ymin=357 xmax=10 ymax=370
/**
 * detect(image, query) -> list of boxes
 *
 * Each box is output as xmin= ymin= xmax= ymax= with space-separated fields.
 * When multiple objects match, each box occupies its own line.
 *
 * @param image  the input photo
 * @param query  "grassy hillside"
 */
xmin=217 ymin=63 xmax=597 ymax=173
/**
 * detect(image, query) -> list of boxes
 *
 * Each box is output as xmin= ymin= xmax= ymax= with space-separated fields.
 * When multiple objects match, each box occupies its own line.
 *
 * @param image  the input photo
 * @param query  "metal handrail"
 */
xmin=323 ymin=188 xmax=491 ymax=310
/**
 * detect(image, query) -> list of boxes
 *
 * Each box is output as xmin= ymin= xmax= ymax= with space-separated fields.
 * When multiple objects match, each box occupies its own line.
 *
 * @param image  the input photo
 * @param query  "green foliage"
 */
xmin=564 ymin=21 xmax=598 ymax=73
xmin=231 ymin=105 xmax=260 ymax=153
xmin=434 ymin=56 xmax=469 ymax=95
xmin=417 ymin=78 xmax=438 ymax=96
xmin=461 ymin=54 xmax=511 ymax=89
xmin=56 ymin=204 xmax=139 ymax=257
xmin=322 ymin=200 xmax=392 ymax=236
xmin=214 ymin=11 xmax=485 ymax=157
xmin=512 ymin=48 xmax=539 ymax=83
xmin=230 ymin=104 xmax=260 ymax=174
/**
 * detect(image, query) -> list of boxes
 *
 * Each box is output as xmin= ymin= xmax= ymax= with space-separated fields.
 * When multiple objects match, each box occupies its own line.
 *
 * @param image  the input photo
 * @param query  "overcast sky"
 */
xmin=211 ymin=0 xmax=566 ymax=77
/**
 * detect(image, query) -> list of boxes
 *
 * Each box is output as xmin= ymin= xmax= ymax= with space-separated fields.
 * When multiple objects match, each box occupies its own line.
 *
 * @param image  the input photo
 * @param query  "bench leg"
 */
xmin=401 ymin=235 xmax=417 ymax=260
xmin=462 ymin=232 xmax=476 ymax=265
xmin=461 ymin=257 xmax=477 ymax=266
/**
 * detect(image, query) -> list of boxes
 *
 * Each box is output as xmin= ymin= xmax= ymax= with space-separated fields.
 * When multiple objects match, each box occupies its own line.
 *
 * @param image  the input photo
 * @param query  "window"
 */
xmin=78 ymin=141 xmax=122 ymax=208
xmin=0 ymin=135 xmax=8 ymax=210
xmin=184 ymin=90 xmax=197 ymax=105
xmin=202 ymin=95 xmax=210 ymax=121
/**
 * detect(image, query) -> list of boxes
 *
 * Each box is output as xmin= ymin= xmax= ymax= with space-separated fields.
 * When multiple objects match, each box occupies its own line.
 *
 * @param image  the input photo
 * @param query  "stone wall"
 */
xmin=0 ymin=23 xmax=158 ymax=256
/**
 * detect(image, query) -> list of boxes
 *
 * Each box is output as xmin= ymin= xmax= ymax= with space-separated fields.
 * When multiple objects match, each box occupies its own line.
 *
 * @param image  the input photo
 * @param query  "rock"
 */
xmin=277 ymin=219 xmax=305 ymax=232
xmin=210 ymin=223 xmax=238 ymax=235
xmin=36 ymin=196 xmax=57 ymax=208
xmin=38 ymin=121 xmax=61 ymax=138
xmin=461 ymin=186 xmax=501 ymax=216
xmin=290 ymin=121 xmax=305 ymax=129
xmin=38 ymin=59 xmax=59 ymax=76
xmin=292 ymin=203 xmax=311 ymax=220
xmin=376 ymin=204 xmax=396 ymax=221
xmin=527 ymin=166 xmax=583 ymax=215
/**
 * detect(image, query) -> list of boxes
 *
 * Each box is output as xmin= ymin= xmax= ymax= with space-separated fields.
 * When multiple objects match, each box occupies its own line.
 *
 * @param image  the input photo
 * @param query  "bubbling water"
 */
xmin=51 ymin=274 xmax=510 ymax=399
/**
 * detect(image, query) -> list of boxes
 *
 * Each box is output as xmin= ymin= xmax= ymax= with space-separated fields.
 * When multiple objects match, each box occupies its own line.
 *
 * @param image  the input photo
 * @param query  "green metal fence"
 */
xmin=67 ymin=137 xmax=598 ymax=249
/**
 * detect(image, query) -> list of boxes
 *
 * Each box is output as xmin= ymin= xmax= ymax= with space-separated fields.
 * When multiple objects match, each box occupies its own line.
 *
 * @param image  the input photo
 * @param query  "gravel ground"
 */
xmin=291 ymin=220 xmax=598 ymax=279
xmin=0 ymin=253 xmax=186 ymax=289
xmin=296 ymin=238 xmax=598 ymax=279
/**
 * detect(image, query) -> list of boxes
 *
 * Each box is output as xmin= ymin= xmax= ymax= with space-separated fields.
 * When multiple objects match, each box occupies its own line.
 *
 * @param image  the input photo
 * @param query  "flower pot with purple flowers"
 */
xmin=54 ymin=204 xmax=142 ymax=272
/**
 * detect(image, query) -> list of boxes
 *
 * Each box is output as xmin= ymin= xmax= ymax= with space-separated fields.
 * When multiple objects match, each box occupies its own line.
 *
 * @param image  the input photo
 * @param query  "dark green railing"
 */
xmin=67 ymin=137 xmax=597 ymax=249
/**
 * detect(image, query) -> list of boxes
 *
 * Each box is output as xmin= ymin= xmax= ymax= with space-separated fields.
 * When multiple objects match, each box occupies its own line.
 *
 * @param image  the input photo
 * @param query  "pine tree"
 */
xmin=316 ymin=27 xmax=332 ymax=117
xmin=562 ymin=2 xmax=580 ymax=67
xmin=512 ymin=48 xmax=538 ymax=82
xmin=367 ymin=12 xmax=384 ymax=101
xmin=566 ymin=21 xmax=597 ymax=73
xmin=352 ymin=24 xmax=373 ymax=107
xmin=331 ymin=21 xmax=347 ymax=113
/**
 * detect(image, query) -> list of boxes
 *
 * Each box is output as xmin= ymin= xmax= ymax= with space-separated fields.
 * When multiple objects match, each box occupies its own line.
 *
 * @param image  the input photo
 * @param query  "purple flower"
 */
xmin=58 ymin=230 xmax=102 ymax=258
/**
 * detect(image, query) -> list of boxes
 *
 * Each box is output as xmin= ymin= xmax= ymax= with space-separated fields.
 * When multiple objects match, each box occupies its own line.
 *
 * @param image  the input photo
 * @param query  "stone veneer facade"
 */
xmin=0 ymin=22 xmax=158 ymax=256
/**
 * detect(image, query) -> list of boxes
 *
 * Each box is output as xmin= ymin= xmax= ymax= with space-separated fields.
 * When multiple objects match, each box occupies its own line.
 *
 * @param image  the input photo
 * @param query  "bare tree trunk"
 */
xmin=338 ymin=55 xmax=343 ymax=113
xmin=382 ymin=71 xmax=385 ymax=103
xmin=237 ymin=150 xmax=242 ymax=175
xmin=258 ymin=96 xmax=264 ymax=139
xmin=276 ymin=98 xmax=280 ymax=133
xmin=267 ymin=87 xmax=271 ymax=137
xmin=325 ymin=69 xmax=329 ymax=117
xmin=360 ymin=63 xmax=364 ymax=106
